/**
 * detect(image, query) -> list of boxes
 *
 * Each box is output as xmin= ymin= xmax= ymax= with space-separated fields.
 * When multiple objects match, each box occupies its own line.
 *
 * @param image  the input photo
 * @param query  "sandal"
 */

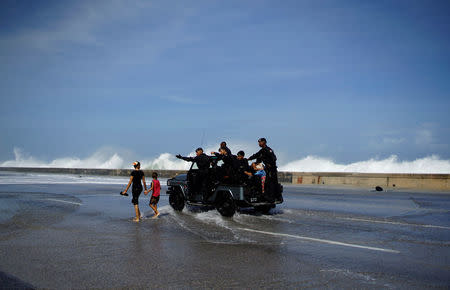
xmin=120 ymin=191 xmax=129 ymax=196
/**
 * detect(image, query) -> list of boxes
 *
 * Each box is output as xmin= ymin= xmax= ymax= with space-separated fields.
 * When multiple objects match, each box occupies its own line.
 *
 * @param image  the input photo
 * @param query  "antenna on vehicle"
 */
xmin=200 ymin=129 xmax=206 ymax=147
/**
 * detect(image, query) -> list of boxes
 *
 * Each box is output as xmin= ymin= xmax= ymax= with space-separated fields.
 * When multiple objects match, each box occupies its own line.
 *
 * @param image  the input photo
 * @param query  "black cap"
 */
xmin=237 ymin=150 xmax=245 ymax=156
xmin=258 ymin=138 xmax=266 ymax=143
xmin=195 ymin=147 xmax=203 ymax=152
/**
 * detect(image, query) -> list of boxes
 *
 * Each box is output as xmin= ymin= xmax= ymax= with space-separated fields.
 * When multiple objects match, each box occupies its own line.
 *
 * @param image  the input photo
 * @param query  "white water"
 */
xmin=0 ymin=171 xmax=132 ymax=185
xmin=0 ymin=148 xmax=125 ymax=169
xmin=1 ymin=147 xmax=450 ymax=173
xmin=0 ymin=171 xmax=169 ymax=185
xmin=279 ymin=155 xmax=450 ymax=173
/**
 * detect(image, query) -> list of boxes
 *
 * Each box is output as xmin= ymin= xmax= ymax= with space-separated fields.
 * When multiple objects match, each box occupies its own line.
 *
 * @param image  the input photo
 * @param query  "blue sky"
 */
xmin=0 ymin=0 xmax=449 ymax=165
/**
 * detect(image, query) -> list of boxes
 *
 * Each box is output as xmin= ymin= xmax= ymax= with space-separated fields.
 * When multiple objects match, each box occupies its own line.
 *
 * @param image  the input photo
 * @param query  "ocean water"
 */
xmin=2 ymin=147 xmax=450 ymax=173
xmin=0 ymin=171 xmax=449 ymax=288
xmin=0 ymin=171 xmax=167 ymax=185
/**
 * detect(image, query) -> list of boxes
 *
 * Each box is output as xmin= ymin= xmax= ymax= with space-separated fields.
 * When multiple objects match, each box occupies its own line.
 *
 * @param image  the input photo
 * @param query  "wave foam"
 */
xmin=1 ymin=148 xmax=449 ymax=173
xmin=280 ymin=155 xmax=450 ymax=174
xmin=1 ymin=148 xmax=124 ymax=169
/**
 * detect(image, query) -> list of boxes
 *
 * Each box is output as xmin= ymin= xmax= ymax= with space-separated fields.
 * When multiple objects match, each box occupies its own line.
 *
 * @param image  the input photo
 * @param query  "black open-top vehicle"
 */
xmin=167 ymin=161 xmax=283 ymax=217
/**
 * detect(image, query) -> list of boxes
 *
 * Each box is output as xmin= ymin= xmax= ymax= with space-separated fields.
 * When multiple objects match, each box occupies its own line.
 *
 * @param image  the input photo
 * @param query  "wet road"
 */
xmin=0 ymin=177 xmax=449 ymax=288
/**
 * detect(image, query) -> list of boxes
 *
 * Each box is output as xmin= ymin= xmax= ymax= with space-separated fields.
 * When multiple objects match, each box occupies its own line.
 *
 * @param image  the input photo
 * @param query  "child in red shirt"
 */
xmin=145 ymin=172 xmax=161 ymax=218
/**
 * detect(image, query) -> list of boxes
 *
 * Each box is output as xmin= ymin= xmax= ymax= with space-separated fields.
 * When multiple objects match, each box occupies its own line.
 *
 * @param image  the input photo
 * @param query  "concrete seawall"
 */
xmin=281 ymin=172 xmax=450 ymax=191
xmin=1 ymin=167 xmax=449 ymax=191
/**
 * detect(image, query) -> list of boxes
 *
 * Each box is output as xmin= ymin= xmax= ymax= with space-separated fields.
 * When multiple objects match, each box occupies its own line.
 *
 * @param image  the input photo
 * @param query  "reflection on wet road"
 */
xmin=0 ymin=180 xmax=449 ymax=288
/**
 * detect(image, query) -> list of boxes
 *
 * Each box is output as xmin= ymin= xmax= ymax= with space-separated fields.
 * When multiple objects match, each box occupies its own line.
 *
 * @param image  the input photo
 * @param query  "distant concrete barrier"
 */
xmin=0 ymin=167 xmax=186 ymax=179
xmin=1 ymin=167 xmax=449 ymax=191
xmin=289 ymin=172 xmax=450 ymax=191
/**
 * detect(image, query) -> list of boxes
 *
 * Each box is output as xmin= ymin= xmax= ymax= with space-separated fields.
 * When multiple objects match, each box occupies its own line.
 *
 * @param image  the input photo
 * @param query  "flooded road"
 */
xmin=0 ymin=172 xmax=449 ymax=288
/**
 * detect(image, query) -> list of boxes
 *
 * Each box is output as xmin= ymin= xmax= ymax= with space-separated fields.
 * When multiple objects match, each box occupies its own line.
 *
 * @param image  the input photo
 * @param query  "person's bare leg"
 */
xmin=150 ymin=204 xmax=159 ymax=217
xmin=133 ymin=205 xmax=140 ymax=222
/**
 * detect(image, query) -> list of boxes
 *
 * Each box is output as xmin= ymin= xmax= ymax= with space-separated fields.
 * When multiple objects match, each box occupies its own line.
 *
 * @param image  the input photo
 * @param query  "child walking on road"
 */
xmin=145 ymin=172 xmax=161 ymax=218
xmin=121 ymin=161 xmax=147 ymax=222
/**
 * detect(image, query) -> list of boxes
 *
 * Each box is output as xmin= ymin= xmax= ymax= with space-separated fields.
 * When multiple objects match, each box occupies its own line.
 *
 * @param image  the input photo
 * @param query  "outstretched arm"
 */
xmin=212 ymin=152 xmax=223 ymax=160
xmin=247 ymin=150 xmax=261 ymax=161
xmin=176 ymin=154 xmax=195 ymax=162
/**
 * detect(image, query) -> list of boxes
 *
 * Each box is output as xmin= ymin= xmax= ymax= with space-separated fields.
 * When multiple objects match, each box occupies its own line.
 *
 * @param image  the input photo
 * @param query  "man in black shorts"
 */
xmin=121 ymin=161 xmax=147 ymax=222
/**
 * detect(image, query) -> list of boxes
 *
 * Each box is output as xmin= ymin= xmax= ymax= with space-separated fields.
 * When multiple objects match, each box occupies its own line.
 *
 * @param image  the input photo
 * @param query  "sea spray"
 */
xmin=1 ymin=147 xmax=450 ymax=173
xmin=279 ymin=155 xmax=450 ymax=174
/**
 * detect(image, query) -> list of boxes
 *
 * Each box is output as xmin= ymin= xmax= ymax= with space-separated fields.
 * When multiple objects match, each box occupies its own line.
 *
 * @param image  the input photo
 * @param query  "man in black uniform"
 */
xmin=234 ymin=150 xmax=250 ymax=184
xmin=248 ymin=138 xmax=278 ymax=202
xmin=176 ymin=148 xmax=211 ymax=201
xmin=211 ymin=141 xmax=232 ymax=156
xmin=212 ymin=147 xmax=234 ymax=183
xmin=220 ymin=141 xmax=232 ymax=156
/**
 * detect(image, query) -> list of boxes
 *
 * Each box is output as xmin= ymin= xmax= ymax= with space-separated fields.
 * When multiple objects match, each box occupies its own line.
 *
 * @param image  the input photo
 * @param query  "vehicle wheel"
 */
xmin=169 ymin=188 xmax=185 ymax=212
xmin=255 ymin=205 xmax=273 ymax=214
xmin=215 ymin=192 xmax=236 ymax=217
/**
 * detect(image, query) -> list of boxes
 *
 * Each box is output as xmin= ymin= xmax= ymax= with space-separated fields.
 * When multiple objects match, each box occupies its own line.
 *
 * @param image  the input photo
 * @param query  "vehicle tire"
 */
xmin=255 ymin=205 xmax=273 ymax=214
xmin=169 ymin=188 xmax=185 ymax=212
xmin=215 ymin=192 xmax=236 ymax=217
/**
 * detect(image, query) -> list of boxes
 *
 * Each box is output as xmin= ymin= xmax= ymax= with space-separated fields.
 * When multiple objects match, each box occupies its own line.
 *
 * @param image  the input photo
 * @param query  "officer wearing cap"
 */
xmin=248 ymin=138 xmax=277 ymax=168
xmin=248 ymin=138 xmax=278 ymax=202
xmin=211 ymin=147 xmax=235 ymax=184
xmin=176 ymin=148 xmax=210 ymax=170
xmin=176 ymin=148 xmax=211 ymax=200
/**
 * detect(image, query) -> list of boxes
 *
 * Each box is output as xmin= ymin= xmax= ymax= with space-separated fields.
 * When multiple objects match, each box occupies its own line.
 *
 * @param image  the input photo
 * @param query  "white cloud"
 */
xmin=160 ymin=95 xmax=202 ymax=104
xmin=382 ymin=137 xmax=405 ymax=145
xmin=267 ymin=68 xmax=329 ymax=78
xmin=415 ymin=128 xmax=433 ymax=146
xmin=0 ymin=0 xmax=200 ymax=66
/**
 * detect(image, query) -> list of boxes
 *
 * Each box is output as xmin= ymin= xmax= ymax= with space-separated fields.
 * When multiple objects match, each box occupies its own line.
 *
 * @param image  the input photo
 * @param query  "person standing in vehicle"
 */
xmin=176 ymin=148 xmax=211 ymax=201
xmin=212 ymin=147 xmax=234 ymax=183
xmin=121 ymin=161 xmax=147 ymax=222
xmin=215 ymin=141 xmax=231 ymax=156
xmin=248 ymin=138 xmax=278 ymax=202
xmin=234 ymin=150 xmax=250 ymax=184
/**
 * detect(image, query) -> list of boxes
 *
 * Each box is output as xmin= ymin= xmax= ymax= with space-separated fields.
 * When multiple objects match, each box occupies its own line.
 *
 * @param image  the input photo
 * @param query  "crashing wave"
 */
xmin=1 ymin=147 xmax=449 ymax=173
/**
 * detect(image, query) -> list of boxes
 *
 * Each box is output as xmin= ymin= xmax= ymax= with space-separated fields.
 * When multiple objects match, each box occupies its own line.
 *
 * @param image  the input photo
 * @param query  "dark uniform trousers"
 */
xmin=248 ymin=146 xmax=279 ymax=202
